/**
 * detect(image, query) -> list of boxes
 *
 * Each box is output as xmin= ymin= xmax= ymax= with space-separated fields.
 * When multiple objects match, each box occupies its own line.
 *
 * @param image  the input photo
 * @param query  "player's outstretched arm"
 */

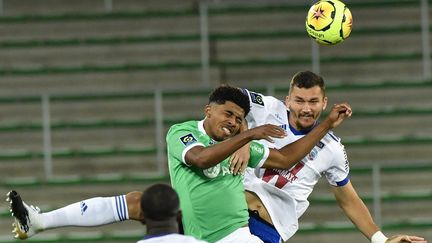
xmin=262 ymin=103 xmax=352 ymax=169
xmin=185 ymin=124 xmax=286 ymax=169
xmin=332 ymin=182 xmax=380 ymax=239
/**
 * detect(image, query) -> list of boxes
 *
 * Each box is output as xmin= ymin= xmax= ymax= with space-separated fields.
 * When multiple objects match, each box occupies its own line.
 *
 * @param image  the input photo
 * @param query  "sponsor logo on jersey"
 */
xmin=80 ymin=201 xmax=88 ymax=215
xmin=316 ymin=141 xmax=325 ymax=149
xmin=262 ymin=162 xmax=305 ymax=188
xmin=250 ymin=143 xmax=264 ymax=154
xmin=308 ymin=147 xmax=319 ymax=160
xmin=250 ymin=92 xmax=264 ymax=106
xmin=342 ymin=145 xmax=349 ymax=172
xmin=180 ymin=133 xmax=197 ymax=146
xmin=203 ymin=164 xmax=221 ymax=178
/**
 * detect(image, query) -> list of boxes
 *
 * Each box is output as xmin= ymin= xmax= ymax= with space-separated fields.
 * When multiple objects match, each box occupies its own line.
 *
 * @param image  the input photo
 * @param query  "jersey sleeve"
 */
xmin=248 ymin=141 xmax=270 ymax=168
xmin=324 ymin=143 xmax=350 ymax=186
xmin=166 ymin=124 xmax=205 ymax=166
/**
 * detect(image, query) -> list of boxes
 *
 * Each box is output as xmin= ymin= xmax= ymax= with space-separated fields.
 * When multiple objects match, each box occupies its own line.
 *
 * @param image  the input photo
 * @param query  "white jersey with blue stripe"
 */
xmin=241 ymin=88 xmax=350 ymax=241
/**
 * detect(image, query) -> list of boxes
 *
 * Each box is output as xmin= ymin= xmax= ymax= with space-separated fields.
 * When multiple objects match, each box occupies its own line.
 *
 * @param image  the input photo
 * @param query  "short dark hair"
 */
xmin=140 ymin=184 xmax=179 ymax=221
xmin=290 ymin=71 xmax=326 ymax=96
xmin=208 ymin=85 xmax=250 ymax=116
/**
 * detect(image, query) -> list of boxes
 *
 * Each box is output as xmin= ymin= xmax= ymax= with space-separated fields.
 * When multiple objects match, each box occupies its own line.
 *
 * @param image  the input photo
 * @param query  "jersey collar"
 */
xmin=198 ymin=119 xmax=207 ymax=135
xmin=287 ymin=111 xmax=317 ymax=136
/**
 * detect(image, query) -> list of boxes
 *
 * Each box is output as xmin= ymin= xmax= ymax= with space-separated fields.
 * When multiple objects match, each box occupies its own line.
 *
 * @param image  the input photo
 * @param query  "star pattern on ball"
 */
xmin=312 ymin=6 xmax=326 ymax=20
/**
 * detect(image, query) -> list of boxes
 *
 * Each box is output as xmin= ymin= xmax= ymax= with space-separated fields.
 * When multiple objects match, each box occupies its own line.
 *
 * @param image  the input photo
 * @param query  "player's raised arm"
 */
xmin=185 ymin=124 xmax=286 ymax=169
xmin=263 ymin=103 xmax=352 ymax=169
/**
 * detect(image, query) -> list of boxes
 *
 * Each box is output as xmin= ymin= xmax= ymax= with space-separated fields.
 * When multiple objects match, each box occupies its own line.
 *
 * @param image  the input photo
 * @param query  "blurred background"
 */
xmin=0 ymin=0 xmax=431 ymax=242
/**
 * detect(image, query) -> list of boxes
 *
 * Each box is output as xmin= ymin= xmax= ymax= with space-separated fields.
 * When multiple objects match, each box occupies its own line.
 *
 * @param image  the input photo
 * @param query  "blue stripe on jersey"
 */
xmin=288 ymin=122 xmax=314 ymax=136
xmin=328 ymin=132 xmax=340 ymax=142
xmin=240 ymin=88 xmax=248 ymax=95
xmin=122 ymin=196 xmax=127 ymax=220
xmin=115 ymin=196 xmax=127 ymax=221
xmin=115 ymin=196 xmax=122 ymax=221
xmin=336 ymin=175 xmax=350 ymax=186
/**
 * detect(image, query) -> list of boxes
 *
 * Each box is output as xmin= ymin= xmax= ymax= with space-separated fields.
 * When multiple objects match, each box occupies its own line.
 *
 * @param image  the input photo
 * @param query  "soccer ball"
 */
xmin=305 ymin=0 xmax=353 ymax=45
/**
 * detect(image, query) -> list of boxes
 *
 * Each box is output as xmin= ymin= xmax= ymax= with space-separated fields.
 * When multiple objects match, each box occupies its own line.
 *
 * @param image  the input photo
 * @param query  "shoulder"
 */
xmin=321 ymin=131 xmax=348 ymax=163
xmin=321 ymin=131 xmax=345 ymax=154
xmin=168 ymin=120 xmax=198 ymax=134
xmin=242 ymin=88 xmax=282 ymax=107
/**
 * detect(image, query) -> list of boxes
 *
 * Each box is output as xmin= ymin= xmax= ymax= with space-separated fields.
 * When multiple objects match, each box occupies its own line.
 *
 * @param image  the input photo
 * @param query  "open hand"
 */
xmin=229 ymin=143 xmax=250 ymax=175
xmin=387 ymin=235 xmax=427 ymax=243
xmin=246 ymin=124 xmax=287 ymax=143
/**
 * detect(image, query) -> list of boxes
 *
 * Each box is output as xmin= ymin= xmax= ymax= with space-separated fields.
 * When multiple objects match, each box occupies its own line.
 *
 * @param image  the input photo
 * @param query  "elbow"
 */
xmin=187 ymin=155 xmax=214 ymax=169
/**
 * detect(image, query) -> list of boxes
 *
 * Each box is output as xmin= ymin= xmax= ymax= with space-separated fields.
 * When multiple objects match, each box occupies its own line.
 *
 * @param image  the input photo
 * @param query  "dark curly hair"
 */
xmin=140 ymin=183 xmax=179 ymax=221
xmin=208 ymin=85 xmax=250 ymax=116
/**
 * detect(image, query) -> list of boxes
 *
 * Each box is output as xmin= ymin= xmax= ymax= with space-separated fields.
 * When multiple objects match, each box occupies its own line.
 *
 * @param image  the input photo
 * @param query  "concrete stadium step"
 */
xmin=215 ymin=31 xmax=423 ymax=61
xmin=208 ymin=4 xmax=421 ymax=33
xmin=226 ymin=60 xmax=423 ymax=88
xmin=346 ymin=143 xmax=432 ymax=164
xmin=0 ymin=16 xmax=200 ymax=41
xmin=310 ymin=169 xmax=432 ymax=197
xmin=0 ymin=42 xmax=201 ymax=68
xmin=0 ymin=127 xmax=157 ymax=150
xmin=0 ymin=69 xmax=221 ymax=95
xmin=3 ymin=0 xmax=192 ymax=15
xmin=336 ymin=115 xmax=432 ymax=139
xmin=0 ymin=151 xmax=159 ymax=178
xmin=0 ymin=98 xmax=155 ymax=123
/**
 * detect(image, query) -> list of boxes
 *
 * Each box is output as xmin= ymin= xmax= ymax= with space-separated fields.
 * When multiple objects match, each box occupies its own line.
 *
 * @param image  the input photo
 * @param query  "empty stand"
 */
xmin=0 ymin=0 xmax=431 ymax=242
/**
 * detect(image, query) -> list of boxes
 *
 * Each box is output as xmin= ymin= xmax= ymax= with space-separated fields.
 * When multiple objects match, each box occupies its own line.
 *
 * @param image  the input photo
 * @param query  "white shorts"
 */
xmin=216 ymin=227 xmax=263 ymax=243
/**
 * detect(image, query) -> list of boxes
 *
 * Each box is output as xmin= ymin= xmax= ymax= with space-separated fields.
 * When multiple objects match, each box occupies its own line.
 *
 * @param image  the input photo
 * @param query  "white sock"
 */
xmin=42 ymin=195 xmax=129 ymax=229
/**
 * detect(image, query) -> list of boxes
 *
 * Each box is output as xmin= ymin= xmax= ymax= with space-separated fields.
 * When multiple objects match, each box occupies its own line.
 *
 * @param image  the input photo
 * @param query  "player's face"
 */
xmin=285 ymin=85 xmax=327 ymax=131
xmin=204 ymin=101 xmax=245 ymax=141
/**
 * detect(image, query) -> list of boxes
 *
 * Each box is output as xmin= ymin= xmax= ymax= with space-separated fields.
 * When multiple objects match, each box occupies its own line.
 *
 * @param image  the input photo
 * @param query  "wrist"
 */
xmin=320 ymin=118 xmax=333 ymax=129
xmin=371 ymin=231 xmax=388 ymax=243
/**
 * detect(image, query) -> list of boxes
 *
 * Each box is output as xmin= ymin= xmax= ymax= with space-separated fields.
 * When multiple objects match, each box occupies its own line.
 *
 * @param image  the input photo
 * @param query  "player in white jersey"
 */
xmin=237 ymin=71 xmax=427 ymax=243
xmin=136 ymin=183 xmax=207 ymax=243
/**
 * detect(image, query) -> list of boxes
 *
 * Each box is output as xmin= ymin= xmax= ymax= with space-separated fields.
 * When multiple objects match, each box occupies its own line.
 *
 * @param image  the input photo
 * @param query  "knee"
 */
xmin=126 ymin=191 xmax=143 ymax=221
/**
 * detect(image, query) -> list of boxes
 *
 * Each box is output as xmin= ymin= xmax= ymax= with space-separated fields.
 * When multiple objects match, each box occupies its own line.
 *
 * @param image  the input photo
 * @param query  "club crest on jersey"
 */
xmin=308 ymin=147 xmax=319 ymax=160
xmin=180 ymin=133 xmax=197 ymax=146
xmin=249 ymin=92 xmax=264 ymax=106
xmin=203 ymin=164 xmax=221 ymax=178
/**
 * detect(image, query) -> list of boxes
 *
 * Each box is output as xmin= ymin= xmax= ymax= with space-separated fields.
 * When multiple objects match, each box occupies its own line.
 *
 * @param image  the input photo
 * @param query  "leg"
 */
xmin=7 ymin=190 xmax=139 ymax=239
xmin=125 ymin=191 xmax=143 ymax=221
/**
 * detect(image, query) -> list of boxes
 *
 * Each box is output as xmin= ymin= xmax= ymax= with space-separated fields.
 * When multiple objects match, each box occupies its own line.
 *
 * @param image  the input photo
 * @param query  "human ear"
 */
xmin=322 ymin=96 xmax=328 ymax=110
xmin=204 ymin=105 xmax=212 ymax=118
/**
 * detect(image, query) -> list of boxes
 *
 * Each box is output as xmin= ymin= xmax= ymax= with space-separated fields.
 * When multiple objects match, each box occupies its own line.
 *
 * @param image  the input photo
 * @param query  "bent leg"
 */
xmin=125 ymin=191 xmax=144 ymax=221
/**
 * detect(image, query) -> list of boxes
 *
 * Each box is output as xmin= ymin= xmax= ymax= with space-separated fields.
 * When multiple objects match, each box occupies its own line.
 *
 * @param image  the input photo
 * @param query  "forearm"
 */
xmin=340 ymin=198 xmax=380 ymax=240
xmin=187 ymin=131 xmax=254 ymax=169
xmin=278 ymin=119 xmax=331 ymax=163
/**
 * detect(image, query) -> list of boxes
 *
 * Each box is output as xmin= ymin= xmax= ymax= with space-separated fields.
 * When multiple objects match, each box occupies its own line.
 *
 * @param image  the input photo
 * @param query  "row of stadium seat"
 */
xmin=0 ymin=0 xmax=430 ymax=242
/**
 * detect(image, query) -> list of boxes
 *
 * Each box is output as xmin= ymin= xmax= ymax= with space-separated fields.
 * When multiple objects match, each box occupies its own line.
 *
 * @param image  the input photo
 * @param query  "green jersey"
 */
xmin=166 ymin=120 xmax=269 ymax=242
